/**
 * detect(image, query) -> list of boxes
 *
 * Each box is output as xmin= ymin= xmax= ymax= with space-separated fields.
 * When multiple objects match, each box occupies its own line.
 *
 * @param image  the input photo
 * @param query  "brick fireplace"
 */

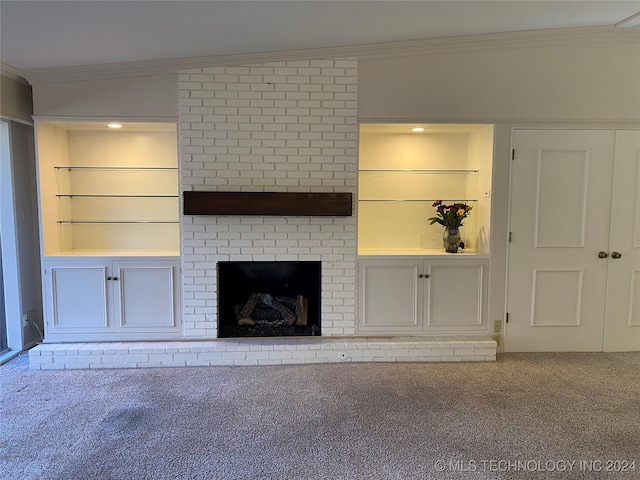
xmin=179 ymin=58 xmax=358 ymax=339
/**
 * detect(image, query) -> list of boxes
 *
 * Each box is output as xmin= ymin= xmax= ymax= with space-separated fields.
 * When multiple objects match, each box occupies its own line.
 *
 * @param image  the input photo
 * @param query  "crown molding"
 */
xmin=358 ymin=116 xmax=640 ymax=130
xmin=0 ymin=62 xmax=29 ymax=84
xmin=21 ymin=26 xmax=639 ymax=85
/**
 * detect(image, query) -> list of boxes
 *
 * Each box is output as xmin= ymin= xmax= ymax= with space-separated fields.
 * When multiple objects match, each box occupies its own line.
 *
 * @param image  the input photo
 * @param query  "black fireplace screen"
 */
xmin=217 ymin=261 xmax=321 ymax=338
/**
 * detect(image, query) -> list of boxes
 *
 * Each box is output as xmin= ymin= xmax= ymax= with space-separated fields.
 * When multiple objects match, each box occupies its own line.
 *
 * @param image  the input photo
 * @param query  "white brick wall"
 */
xmin=179 ymin=58 xmax=358 ymax=338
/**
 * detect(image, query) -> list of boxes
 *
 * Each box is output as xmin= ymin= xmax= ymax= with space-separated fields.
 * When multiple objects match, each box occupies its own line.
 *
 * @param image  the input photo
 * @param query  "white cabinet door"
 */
xmin=426 ymin=261 xmax=486 ymax=329
xmin=357 ymin=258 xmax=488 ymax=334
xmin=604 ymin=131 xmax=640 ymax=351
xmin=358 ymin=260 xmax=423 ymax=333
xmin=113 ymin=260 xmax=180 ymax=333
xmin=45 ymin=261 xmax=111 ymax=334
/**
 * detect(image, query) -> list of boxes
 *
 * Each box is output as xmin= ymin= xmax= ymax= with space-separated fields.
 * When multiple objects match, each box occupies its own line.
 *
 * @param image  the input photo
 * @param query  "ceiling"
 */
xmin=1 ymin=1 xmax=639 ymax=73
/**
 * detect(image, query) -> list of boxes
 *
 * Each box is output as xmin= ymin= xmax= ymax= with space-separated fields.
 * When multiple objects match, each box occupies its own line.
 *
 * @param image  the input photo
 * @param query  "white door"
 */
xmin=45 ymin=261 xmax=111 ymax=333
xmin=507 ymin=130 xmax=616 ymax=351
xmin=358 ymin=260 xmax=423 ymax=333
xmin=113 ymin=260 xmax=180 ymax=333
xmin=603 ymin=131 xmax=640 ymax=351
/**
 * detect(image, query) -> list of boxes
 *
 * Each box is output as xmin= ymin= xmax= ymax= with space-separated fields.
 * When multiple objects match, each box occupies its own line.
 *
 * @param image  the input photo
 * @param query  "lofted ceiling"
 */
xmin=1 ymin=1 xmax=639 ymax=75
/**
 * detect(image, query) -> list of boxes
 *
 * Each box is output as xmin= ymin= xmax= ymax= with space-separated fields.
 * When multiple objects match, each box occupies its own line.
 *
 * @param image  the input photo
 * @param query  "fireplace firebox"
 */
xmin=217 ymin=261 xmax=321 ymax=338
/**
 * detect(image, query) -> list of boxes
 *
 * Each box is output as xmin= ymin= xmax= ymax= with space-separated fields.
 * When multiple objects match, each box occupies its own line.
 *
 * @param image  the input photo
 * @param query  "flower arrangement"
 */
xmin=428 ymin=200 xmax=473 ymax=229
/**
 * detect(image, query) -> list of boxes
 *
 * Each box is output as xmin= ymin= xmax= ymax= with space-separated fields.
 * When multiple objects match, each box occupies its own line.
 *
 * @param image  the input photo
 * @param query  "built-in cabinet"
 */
xmin=358 ymin=257 xmax=488 ymax=334
xmin=35 ymin=120 xmax=181 ymax=342
xmin=43 ymin=258 xmax=181 ymax=341
xmin=357 ymin=124 xmax=494 ymax=335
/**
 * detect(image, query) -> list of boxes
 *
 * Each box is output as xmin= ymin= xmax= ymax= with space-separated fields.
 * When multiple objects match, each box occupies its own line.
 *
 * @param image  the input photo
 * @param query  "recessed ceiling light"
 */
xmin=412 ymin=127 xmax=425 ymax=132
xmin=107 ymin=123 xmax=122 ymax=129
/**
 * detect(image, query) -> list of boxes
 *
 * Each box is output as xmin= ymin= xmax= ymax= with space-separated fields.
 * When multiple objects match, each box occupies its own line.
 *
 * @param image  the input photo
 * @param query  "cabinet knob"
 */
xmin=418 ymin=274 xmax=430 ymax=279
xmin=107 ymin=276 xmax=112 ymax=280
xmin=597 ymin=251 xmax=608 ymax=259
xmin=611 ymin=252 xmax=622 ymax=259
xmin=418 ymin=274 xmax=424 ymax=278
xmin=112 ymin=276 xmax=119 ymax=281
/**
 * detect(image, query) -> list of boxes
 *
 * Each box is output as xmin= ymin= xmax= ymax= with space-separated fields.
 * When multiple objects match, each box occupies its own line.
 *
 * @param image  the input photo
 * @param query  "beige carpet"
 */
xmin=1 ymin=352 xmax=639 ymax=479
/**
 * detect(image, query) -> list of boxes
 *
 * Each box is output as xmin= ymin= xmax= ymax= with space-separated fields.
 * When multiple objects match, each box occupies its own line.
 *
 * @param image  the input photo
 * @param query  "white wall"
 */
xmin=32 ymin=75 xmax=178 ymax=119
xmin=358 ymin=40 xmax=640 ymax=123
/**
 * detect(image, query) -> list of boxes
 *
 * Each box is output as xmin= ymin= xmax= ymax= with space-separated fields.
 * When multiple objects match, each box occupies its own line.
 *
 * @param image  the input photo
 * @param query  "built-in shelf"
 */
xmin=360 ymin=169 xmax=479 ymax=173
xmin=56 ymin=194 xmax=178 ymax=198
xmin=358 ymin=123 xmax=494 ymax=254
xmin=358 ymin=248 xmax=489 ymax=257
xmin=57 ymin=221 xmax=179 ymax=224
xmin=54 ymin=166 xmax=177 ymax=171
xmin=37 ymin=121 xmax=180 ymax=255
xmin=359 ymin=199 xmax=478 ymax=203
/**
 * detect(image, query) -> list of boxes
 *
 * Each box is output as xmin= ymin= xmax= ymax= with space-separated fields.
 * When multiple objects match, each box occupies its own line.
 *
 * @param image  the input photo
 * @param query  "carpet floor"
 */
xmin=1 ymin=352 xmax=639 ymax=480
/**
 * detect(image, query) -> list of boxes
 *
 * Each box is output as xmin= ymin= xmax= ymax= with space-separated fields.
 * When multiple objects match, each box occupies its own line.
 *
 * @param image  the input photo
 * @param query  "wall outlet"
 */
xmin=492 ymin=334 xmax=502 ymax=348
xmin=493 ymin=320 xmax=502 ymax=333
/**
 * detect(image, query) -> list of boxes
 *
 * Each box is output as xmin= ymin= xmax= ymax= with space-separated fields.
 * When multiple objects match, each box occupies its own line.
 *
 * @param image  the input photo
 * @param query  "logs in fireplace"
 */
xmin=236 ymin=293 xmax=308 ymax=327
xmin=218 ymin=261 xmax=321 ymax=338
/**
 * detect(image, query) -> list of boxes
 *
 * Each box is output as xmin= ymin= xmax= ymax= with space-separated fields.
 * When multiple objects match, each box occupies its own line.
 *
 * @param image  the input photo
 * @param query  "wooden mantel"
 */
xmin=183 ymin=191 xmax=353 ymax=216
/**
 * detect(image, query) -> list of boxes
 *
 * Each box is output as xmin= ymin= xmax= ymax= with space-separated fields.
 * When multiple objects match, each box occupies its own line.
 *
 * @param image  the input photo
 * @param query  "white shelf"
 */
xmin=57 ymin=221 xmax=179 ymax=224
xmin=44 ymin=249 xmax=180 ymax=258
xmin=54 ymin=166 xmax=177 ymax=171
xmin=358 ymin=248 xmax=488 ymax=258
xmin=56 ymin=194 xmax=178 ymax=198
xmin=360 ymin=169 xmax=479 ymax=173
xmin=359 ymin=199 xmax=478 ymax=203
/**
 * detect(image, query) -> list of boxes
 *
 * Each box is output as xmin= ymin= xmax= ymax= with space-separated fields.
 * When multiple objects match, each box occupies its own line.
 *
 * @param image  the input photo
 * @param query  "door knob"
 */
xmin=611 ymin=252 xmax=622 ymax=259
xmin=597 ymin=251 xmax=608 ymax=259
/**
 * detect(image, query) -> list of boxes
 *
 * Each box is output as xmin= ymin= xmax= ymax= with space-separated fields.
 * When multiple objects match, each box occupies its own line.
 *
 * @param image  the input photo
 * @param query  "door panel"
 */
xmin=47 ymin=264 xmax=110 ymax=331
xmin=113 ymin=261 xmax=179 ymax=332
xmin=530 ymin=270 xmax=583 ymax=327
xmin=358 ymin=260 xmax=422 ymax=332
xmin=428 ymin=264 xmax=484 ymax=326
xmin=507 ymin=130 xmax=615 ymax=351
xmin=535 ymin=150 xmax=588 ymax=247
xmin=603 ymin=130 xmax=640 ymax=351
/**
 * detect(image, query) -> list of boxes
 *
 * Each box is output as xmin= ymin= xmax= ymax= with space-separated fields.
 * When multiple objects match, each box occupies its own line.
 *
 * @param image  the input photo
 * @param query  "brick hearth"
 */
xmin=29 ymin=336 xmax=497 ymax=369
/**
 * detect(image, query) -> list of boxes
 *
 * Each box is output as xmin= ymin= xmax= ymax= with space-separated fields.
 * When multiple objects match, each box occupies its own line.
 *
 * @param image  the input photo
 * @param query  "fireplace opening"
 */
xmin=218 ymin=261 xmax=321 ymax=338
